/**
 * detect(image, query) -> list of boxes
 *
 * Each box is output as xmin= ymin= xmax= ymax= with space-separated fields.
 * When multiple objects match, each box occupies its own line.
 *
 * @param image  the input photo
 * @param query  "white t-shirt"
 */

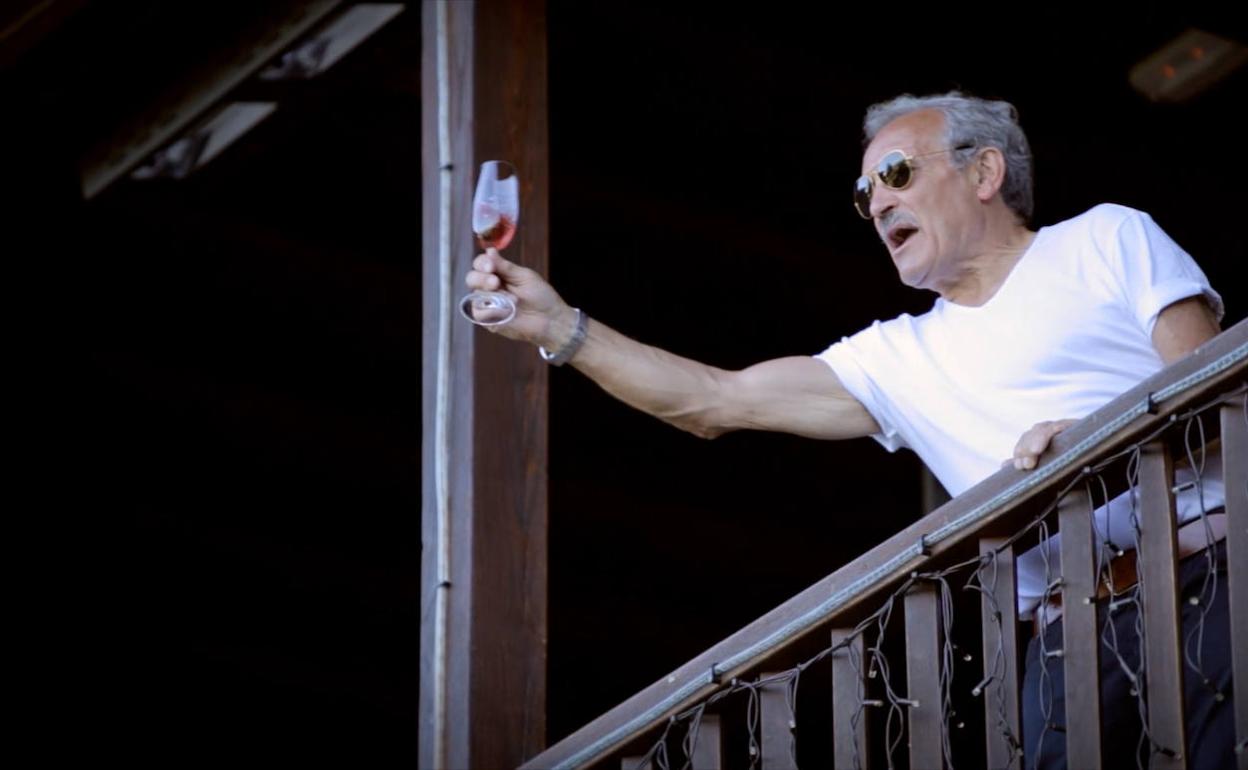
xmin=816 ymin=203 xmax=1225 ymax=617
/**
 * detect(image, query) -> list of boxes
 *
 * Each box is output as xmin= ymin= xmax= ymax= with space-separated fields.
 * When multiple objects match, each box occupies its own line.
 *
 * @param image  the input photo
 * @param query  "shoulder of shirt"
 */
xmin=848 ymin=310 xmax=932 ymax=342
xmin=1037 ymin=204 xmax=1163 ymax=260
xmin=1051 ymin=202 xmax=1153 ymax=233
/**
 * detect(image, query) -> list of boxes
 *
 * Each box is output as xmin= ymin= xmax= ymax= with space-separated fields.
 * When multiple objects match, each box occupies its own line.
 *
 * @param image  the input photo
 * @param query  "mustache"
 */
xmin=877 ymin=210 xmax=918 ymax=240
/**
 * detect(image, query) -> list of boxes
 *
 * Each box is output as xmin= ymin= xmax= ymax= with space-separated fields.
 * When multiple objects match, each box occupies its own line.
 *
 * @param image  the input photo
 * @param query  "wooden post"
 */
xmin=1222 ymin=395 xmax=1248 ymax=770
xmin=689 ymin=714 xmax=724 ymax=770
xmin=758 ymin=674 xmax=797 ymax=769
xmin=831 ymin=629 xmax=868 ymax=770
xmin=419 ymin=1 xmax=549 ymax=768
xmin=1137 ymin=441 xmax=1188 ymax=770
xmin=1057 ymin=484 xmax=1102 ymax=769
xmin=904 ymin=582 xmax=945 ymax=770
xmin=978 ymin=538 xmax=1021 ymax=769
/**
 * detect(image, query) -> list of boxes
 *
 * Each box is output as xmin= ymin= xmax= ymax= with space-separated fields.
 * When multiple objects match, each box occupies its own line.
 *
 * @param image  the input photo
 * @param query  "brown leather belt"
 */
xmin=1033 ymin=512 xmax=1227 ymax=635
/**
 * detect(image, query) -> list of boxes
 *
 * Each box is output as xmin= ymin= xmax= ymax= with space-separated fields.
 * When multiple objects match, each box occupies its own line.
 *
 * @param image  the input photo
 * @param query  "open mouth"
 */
xmin=887 ymin=225 xmax=918 ymax=250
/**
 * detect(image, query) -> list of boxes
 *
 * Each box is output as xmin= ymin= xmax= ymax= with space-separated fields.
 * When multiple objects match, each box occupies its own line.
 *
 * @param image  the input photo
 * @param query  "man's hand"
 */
xmin=465 ymin=249 xmax=576 ymax=350
xmin=1009 ymin=419 xmax=1077 ymax=470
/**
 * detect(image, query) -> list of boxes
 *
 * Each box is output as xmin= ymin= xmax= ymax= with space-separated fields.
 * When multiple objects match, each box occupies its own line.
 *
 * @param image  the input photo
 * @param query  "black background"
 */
xmin=5 ymin=2 xmax=1245 ymax=765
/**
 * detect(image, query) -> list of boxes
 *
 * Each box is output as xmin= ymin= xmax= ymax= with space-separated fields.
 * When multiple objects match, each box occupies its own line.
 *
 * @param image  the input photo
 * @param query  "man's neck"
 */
xmin=940 ymin=222 xmax=1036 ymax=307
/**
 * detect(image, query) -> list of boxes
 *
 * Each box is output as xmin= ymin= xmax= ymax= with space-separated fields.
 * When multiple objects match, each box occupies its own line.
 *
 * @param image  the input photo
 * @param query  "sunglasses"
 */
xmin=853 ymin=144 xmax=975 ymax=219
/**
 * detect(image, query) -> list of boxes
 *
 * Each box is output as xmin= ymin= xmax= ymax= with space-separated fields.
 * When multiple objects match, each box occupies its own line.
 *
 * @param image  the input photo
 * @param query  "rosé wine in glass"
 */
xmin=473 ymin=206 xmax=517 ymax=251
xmin=459 ymin=160 xmax=520 ymax=326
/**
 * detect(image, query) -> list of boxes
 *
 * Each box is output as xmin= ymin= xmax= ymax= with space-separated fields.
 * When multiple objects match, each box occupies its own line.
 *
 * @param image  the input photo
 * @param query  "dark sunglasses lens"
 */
xmin=854 ymin=176 xmax=872 ymax=218
xmin=877 ymin=152 xmax=912 ymax=189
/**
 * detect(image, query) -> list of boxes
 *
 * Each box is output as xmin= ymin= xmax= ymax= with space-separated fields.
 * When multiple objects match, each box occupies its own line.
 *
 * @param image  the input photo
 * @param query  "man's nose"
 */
xmin=869 ymin=184 xmax=898 ymax=220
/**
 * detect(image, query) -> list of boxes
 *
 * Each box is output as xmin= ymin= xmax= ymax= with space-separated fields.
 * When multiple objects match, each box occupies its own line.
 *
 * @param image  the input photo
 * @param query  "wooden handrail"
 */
xmin=521 ymin=318 xmax=1247 ymax=770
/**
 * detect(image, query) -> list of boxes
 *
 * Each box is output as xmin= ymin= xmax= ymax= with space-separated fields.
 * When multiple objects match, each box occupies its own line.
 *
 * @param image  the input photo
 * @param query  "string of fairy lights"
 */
xmin=623 ymin=387 xmax=1243 ymax=770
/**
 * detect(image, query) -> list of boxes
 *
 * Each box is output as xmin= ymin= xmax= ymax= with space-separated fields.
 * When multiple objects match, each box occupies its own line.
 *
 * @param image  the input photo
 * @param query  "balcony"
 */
xmin=523 ymin=319 xmax=1247 ymax=770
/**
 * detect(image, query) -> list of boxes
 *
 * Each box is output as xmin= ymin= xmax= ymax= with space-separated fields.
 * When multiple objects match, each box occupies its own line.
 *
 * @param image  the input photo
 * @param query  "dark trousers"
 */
xmin=1021 ymin=540 xmax=1233 ymax=770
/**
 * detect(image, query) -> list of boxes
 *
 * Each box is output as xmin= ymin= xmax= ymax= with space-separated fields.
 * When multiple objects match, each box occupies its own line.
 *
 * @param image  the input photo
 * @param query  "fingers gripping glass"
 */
xmin=459 ymin=160 xmax=520 ymax=326
xmin=853 ymin=144 xmax=974 ymax=219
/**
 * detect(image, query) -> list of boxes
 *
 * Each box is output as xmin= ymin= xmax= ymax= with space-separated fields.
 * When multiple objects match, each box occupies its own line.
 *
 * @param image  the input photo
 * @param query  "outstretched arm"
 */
xmin=466 ymin=250 xmax=880 ymax=441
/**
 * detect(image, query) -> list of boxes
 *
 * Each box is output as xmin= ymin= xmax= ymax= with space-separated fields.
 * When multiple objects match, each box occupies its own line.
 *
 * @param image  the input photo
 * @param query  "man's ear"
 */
xmin=973 ymin=147 xmax=1007 ymax=202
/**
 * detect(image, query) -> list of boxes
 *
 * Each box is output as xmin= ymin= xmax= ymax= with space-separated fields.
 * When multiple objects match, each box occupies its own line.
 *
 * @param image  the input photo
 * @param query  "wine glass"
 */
xmin=459 ymin=160 xmax=520 ymax=326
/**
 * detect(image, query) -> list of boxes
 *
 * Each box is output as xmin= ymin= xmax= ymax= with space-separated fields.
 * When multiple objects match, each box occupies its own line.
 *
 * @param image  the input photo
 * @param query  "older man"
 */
xmin=465 ymin=91 xmax=1230 ymax=769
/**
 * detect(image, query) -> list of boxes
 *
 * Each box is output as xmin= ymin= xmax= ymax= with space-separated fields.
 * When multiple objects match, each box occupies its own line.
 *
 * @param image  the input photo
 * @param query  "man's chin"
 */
xmin=892 ymin=262 xmax=924 ymax=289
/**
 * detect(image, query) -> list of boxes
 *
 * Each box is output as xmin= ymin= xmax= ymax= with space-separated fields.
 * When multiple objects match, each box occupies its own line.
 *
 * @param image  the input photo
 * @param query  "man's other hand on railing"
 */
xmin=1008 ymin=418 xmax=1077 ymax=471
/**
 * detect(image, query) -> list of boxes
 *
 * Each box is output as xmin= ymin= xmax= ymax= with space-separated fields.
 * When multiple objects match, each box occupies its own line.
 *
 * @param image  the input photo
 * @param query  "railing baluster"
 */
xmin=621 ymin=755 xmax=645 ymax=769
xmin=1223 ymin=395 xmax=1248 ymax=770
xmin=904 ymin=582 xmax=944 ymax=770
xmin=978 ymin=537 xmax=1021 ymax=769
xmin=759 ymin=672 xmax=797 ymax=769
xmin=1058 ymin=484 xmax=1102 ymax=768
xmin=831 ymin=628 xmax=868 ymax=770
xmin=1138 ymin=440 xmax=1189 ymax=770
xmin=689 ymin=713 xmax=724 ymax=770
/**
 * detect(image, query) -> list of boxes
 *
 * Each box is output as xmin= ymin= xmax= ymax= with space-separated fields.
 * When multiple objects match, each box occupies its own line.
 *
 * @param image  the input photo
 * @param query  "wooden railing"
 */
xmin=522 ymin=319 xmax=1248 ymax=770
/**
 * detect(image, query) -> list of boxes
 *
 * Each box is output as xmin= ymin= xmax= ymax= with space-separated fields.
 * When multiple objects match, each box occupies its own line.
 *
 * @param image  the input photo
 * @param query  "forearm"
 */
xmin=539 ymin=308 xmax=878 ymax=441
xmin=540 ymin=310 xmax=734 ymax=438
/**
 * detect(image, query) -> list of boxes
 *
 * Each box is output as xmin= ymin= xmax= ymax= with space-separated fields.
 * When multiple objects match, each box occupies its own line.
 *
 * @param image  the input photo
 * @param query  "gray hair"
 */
xmin=863 ymin=91 xmax=1034 ymax=223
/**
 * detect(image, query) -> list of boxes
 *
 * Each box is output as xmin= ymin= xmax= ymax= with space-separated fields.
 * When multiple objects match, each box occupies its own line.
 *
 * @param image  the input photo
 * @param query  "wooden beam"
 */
xmin=420 ymin=1 xmax=549 ymax=768
xmin=0 ymin=0 xmax=90 ymax=72
xmin=79 ymin=0 xmax=344 ymax=199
